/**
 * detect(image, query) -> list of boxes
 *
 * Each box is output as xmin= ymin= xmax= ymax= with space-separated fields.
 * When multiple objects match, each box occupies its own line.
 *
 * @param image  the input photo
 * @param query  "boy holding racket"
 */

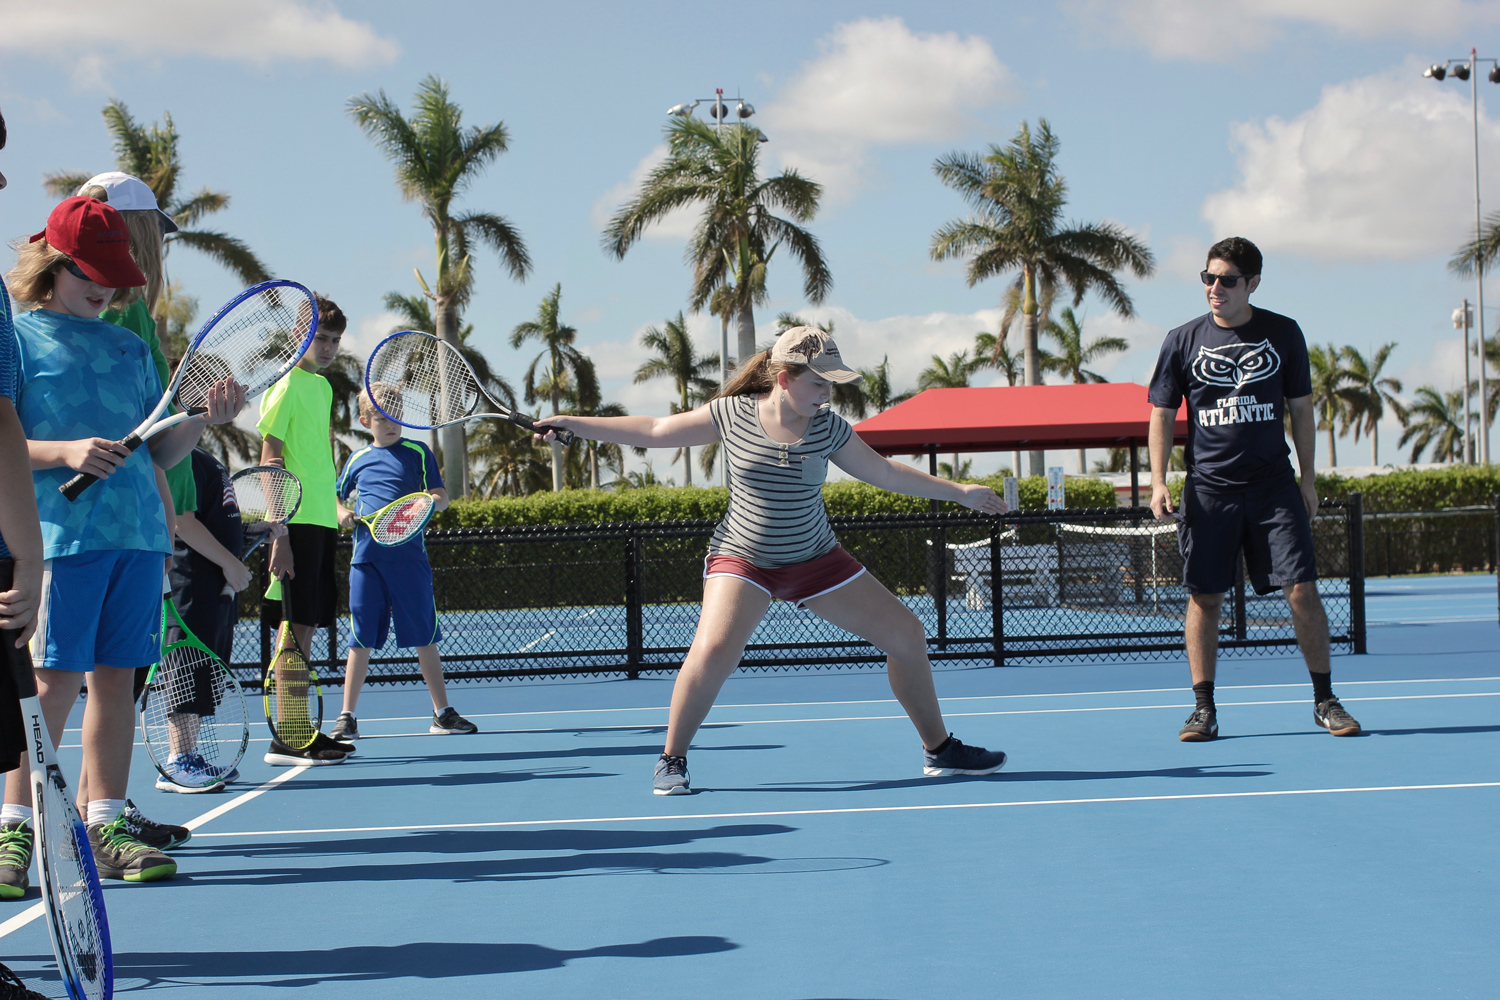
xmin=258 ymin=295 xmax=352 ymax=764
xmin=330 ymin=385 xmax=475 ymax=740
xmin=1 ymin=196 xmax=244 ymax=885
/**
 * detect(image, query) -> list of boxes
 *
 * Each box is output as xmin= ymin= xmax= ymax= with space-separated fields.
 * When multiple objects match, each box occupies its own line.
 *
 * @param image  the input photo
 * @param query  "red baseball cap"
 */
xmin=29 ymin=196 xmax=146 ymax=289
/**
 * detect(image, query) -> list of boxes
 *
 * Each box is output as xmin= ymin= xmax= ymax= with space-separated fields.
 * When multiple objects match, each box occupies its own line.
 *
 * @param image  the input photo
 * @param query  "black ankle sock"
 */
xmin=1310 ymin=671 xmax=1334 ymax=704
xmin=929 ymin=735 xmax=953 ymax=754
xmin=1192 ymin=681 xmax=1215 ymax=711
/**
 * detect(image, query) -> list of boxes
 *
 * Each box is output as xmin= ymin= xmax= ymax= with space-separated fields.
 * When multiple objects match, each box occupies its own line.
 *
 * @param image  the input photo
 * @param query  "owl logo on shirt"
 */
xmin=1191 ymin=340 xmax=1281 ymax=390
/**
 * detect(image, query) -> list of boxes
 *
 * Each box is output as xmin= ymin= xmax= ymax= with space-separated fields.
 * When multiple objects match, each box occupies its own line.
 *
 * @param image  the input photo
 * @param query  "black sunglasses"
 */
xmin=60 ymin=259 xmax=92 ymax=282
xmin=1200 ymin=270 xmax=1252 ymax=289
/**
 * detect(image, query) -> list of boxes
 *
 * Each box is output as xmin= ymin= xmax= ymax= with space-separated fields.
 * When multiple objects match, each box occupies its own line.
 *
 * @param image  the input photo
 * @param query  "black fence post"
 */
xmin=927 ymin=449 xmax=948 ymax=651
xmin=1494 ymin=493 xmax=1499 ymax=627
xmin=990 ymin=519 xmax=1004 ymax=667
xmin=1348 ymin=493 xmax=1366 ymax=654
xmin=625 ymin=526 xmax=643 ymax=679
xmin=257 ymin=548 xmax=270 ymax=685
xmin=1232 ymin=556 xmax=1247 ymax=641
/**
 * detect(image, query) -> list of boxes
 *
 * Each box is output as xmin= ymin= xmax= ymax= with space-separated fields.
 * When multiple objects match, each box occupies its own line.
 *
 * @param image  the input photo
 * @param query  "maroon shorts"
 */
xmin=703 ymin=545 xmax=866 ymax=608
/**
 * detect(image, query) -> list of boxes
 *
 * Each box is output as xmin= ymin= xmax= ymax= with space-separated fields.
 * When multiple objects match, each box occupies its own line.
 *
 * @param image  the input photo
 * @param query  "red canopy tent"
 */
xmin=852 ymin=383 xmax=1189 ymax=505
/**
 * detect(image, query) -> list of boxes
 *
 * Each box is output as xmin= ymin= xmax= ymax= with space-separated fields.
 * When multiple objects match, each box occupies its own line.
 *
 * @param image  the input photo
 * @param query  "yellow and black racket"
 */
xmin=141 ymin=599 xmax=248 ymax=791
xmin=263 ymin=595 xmax=322 ymax=750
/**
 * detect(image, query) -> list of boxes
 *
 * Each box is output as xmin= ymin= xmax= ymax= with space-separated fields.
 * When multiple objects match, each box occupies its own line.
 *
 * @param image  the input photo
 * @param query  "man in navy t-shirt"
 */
xmin=1147 ymin=236 xmax=1361 ymax=742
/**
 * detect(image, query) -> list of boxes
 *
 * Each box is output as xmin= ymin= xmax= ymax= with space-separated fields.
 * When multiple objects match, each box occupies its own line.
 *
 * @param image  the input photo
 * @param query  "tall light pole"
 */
xmin=667 ymin=89 xmax=759 ymax=486
xmin=1425 ymin=50 xmax=1500 ymax=464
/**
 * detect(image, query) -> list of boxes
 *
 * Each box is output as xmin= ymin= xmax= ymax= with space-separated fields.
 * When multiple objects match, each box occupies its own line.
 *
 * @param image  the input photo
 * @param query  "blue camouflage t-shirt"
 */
xmin=15 ymin=309 xmax=172 ymax=558
xmin=0 ymin=277 xmax=17 ymax=560
xmin=336 ymin=437 xmax=443 ymax=565
xmin=1148 ymin=307 xmax=1312 ymax=493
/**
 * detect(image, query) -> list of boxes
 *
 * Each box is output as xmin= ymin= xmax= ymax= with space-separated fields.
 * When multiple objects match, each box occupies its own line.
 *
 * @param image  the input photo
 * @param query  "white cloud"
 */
xmin=762 ymin=17 xmax=1016 ymax=198
xmin=1064 ymin=0 xmax=1500 ymax=60
xmin=344 ymin=310 xmax=401 ymax=362
xmin=0 ymin=0 xmax=399 ymax=82
xmin=590 ymin=145 xmax=697 ymax=242
xmin=1201 ymin=68 xmax=1500 ymax=261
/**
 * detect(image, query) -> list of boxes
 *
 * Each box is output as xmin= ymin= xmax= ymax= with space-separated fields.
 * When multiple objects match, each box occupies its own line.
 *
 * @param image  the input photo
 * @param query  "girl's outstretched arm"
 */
xmin=533 ymin=405 xmax=719 ymax=450
xmin=830 ymin=432 xmax=1008 ymax=515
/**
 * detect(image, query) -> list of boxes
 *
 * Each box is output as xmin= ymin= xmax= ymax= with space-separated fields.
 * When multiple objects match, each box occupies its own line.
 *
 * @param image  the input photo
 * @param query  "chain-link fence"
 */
xmin=1361 ymin=505 xmax=1498 ymax=576
xmin=226 ymin=498 xmax=1366 ymax=686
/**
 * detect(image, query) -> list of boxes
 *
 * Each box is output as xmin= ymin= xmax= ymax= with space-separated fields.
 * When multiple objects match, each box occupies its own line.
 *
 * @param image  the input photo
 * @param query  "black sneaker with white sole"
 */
xmin=923 ymin=735 xmax=1007 ymax=776
xmin=1314 ymin=698 xmax=1361 ymax=736
xmin=265 ymin=737 xmax=347 ymax=766
xmin=431 ymin=707 xmax=478 ymax=735
xmin=653 ymin=754 xmax=691 ymax=795
xmin=329 ymin=712 xmax=359 ymax=742
xmin=1178 ymin=706 xmax=1219 ymax=741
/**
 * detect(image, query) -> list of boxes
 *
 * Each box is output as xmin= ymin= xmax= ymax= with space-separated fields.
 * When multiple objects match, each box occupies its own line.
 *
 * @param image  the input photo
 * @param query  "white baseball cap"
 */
xmin=76 ymin=171 xmax=179 ymax=234
xmin=769 ymin=326 xmax=862 ymax=383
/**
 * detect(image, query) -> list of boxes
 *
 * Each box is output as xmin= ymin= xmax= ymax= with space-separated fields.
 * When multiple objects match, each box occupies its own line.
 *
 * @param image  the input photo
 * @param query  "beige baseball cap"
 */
xmin=769 ymin=326 xmax=862 ymax=383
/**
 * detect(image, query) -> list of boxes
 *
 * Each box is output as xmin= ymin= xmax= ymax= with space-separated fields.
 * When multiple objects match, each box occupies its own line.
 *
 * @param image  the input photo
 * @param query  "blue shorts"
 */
xmin=348 ymin=561 xmax=441 ymax=650
xmin=1178 ymin=479 xmax=1319 ymax=596
xmin=34 ymin=550 xmax=165 ymax=672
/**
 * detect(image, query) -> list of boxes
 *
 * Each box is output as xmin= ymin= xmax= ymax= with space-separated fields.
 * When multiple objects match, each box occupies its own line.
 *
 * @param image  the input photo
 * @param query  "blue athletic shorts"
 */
xmin=348 ymin=561 xmax=441 ymax=650
xmin=34 ymin=550 xmax=165 ymax=672
xmin=1178 ymin=479 xmax=1318 ymax=596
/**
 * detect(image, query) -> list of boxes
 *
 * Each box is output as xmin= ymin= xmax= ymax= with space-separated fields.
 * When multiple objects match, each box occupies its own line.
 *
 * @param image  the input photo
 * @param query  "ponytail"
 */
xmin=715 ymin=349 xmax=809 ymax=399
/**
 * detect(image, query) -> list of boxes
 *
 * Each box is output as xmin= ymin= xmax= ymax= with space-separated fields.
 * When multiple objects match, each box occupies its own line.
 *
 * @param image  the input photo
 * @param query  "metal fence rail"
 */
xmin=228 ymin=499 xmax=1364 ymax=687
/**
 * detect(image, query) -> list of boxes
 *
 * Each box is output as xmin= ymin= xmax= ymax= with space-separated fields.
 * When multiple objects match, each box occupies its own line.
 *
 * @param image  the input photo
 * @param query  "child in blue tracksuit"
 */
xmin=331 ymin=385 xmax=476 ymax=740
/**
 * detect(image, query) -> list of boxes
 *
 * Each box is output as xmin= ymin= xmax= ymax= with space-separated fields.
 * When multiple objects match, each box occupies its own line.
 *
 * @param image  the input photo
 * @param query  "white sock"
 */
xmin=86 ymin=799 xmax=126 ymax=826
xmin=0 ymin=804 xmax=32 ymax=826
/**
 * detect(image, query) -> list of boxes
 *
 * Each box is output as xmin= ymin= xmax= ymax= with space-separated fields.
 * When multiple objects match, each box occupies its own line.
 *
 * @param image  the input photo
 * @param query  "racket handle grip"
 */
xmin=58 ymin=432 xmax=145 ymax=502
xmin=510 ymin=412 xmax=576 ymax=446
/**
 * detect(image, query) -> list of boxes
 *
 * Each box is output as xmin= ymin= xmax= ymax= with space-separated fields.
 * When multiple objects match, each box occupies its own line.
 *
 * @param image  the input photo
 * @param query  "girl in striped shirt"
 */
xmin=536 ymin=327 xmax=1009 ymax=795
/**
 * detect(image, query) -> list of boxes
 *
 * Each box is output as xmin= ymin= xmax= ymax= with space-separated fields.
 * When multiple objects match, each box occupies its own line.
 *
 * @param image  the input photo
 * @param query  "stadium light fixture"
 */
xmin=1425 ymin=64 xmax=1447 ymax=80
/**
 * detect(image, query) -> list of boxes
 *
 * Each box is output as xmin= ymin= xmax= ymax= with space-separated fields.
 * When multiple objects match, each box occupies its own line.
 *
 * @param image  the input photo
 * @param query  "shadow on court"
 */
xmin=14 ymin=937 xmax=739 ymax=989
xmin=183 ymin=824 xmax=797 ymax=860
xmin=1216 ymin=724 xmax=1500 ymax=740
xmin=266 ymin=764 xmax=609 ymax=792
xmin=369 ymin=742 xmax=782 ymax=766
xmin=704 ymin=763 xmax=1274 ymax=793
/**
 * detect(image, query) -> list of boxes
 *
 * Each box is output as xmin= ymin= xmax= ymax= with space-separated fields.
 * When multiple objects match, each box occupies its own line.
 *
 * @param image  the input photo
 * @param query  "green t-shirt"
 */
xmin=101 ymin=298 xmax=197 ymax=515
xmin=257 ymin=365 xmax=337 ymax=528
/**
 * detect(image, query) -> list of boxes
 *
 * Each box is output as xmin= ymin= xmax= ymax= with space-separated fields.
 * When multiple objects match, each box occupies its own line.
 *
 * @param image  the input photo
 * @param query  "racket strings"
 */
xmin=233 ymin=468 xmax=302 ymax=526
xmin=142 ymin=644 xmax=246 ymax=775
xmin=367 ymin=333 xmax=483 ymax=427
xmin=177 ymin=286 xmax=318 ymax=408
xmin=267 ymin=642 xmax=316 ymax=749
xmin=38 ymin=780 xmax=107 ymax=997
xmin=370 ymin=495 xmax=435 ymax=545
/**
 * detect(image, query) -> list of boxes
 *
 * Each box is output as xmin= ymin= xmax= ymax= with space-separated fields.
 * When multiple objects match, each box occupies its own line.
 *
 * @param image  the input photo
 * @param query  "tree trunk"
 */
xmin=1326 ymin=426 xmax=1338 ymax=469
xmin=550 ymin=440 xmax=564 ymax=491
xmin=1371 ymin=424 xmax=1378 ymax=466
xmin=1022 ymin=308 xmax=1044 ymax=476
xmin=434 ymin=296 xmax=469 ymax=497
xmin=736 ymin=299 xmax=757 ymax=366
xmin=590 ymin=444 xmax=598 ymax=490
xmin=683 ymin=446 xmax=693 ymax=487
xmin=1077 ymin=448 xmax=1087 ymax=475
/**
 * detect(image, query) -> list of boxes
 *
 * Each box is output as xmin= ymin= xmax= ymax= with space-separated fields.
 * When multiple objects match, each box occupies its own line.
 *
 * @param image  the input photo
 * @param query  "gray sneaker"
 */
xmin=1179 ymin=706 xmax=1219 ymax=742
xmin=653 ymin=754 xmax=691 ymax=795
xmin=431 ymin=707 xmax=478 ymax=735
xmin=923 ymin=735 xmax=1006 ymax=776
xmin=329 ymin=712 xmax=359 ymax=741
xmin=1314 ymin=698 xmax=1361 ymax=736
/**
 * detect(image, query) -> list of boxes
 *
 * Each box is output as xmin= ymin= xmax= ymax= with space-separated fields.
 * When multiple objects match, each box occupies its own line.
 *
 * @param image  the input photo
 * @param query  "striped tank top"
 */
xmin=707 ymin=394 xmax=854 ymax=567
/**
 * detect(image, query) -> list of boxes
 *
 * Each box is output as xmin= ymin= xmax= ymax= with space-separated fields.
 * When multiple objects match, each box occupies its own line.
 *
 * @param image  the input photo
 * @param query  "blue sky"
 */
xmin=3 ymin=1 xmax=1500 ymax=480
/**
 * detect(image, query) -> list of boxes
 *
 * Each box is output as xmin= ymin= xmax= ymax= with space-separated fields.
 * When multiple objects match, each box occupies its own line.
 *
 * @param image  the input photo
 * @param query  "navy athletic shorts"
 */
xmin=1178 ymin=479 xmax=1318 ymax=596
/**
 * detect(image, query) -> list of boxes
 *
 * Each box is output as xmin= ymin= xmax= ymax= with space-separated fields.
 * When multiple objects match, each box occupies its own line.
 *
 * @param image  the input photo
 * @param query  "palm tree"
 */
xmin=634 ymin=312 xmax=719 ymax=486
xmin=1309 ymin=343 xmax=1360 ymax=468
xmin=45 ymin=100 xmax=272 ymax=332
xmin=1340 ymin=344 xmax=1406 ymax=466
xmin=604 ymin=115 xmax=831 ymax=363
xmin=917 ymin=351 xmax=978 ymax=391
xmin=572 ymin=356 xmax=629 ymax=490
xmin=510 ymin=284 xmax=591 ymax=491
xmin=1399 ymin=386 xmax=1467 ymax=463
xmin=155 ymin=282 xmax=258 ymax=467
xmin=930 ymin=119 xmax=1155 ymax=475
xmin=348 ymin=75 xmax=532 ymax=496
xmin=470 ymin=422 xmax=551 ymax=497
xmin=1043 ymin=307 xmax=1129 ymax=473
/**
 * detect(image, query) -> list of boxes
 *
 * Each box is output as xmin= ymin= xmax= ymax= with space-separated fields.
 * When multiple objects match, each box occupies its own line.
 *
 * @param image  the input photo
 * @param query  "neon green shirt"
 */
xmin=101 ymin=298 xmax=197 ymax=515
xmin=257 ymin=366 xmax=337 ymax=528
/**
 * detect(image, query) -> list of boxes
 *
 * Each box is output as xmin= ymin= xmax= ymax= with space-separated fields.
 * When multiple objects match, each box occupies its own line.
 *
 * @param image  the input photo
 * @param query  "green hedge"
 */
xmin=432 ymin=474 xmax=1118 ymax=528
xmin=1313 ymin=466 xmax=1500 ymax=512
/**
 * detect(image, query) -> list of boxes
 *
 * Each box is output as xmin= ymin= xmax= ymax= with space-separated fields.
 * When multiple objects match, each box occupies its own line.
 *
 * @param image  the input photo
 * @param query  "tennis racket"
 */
xmin=1 ymin=559 xmax=112 ymax=1000
xmin=364 ymin=331 xmax=577 ymax=445
xmin=61 ymin=281 xmax=320 ymax=501
xmin=230 ymin=466 xmax=302 ymax=561
xmin=263 ymin=595 xmax=322 ymax=751
xmin=352 ymin=491 xmax=436 ymax=546
xmin=140 ymin=599 xmax=248 ymax=792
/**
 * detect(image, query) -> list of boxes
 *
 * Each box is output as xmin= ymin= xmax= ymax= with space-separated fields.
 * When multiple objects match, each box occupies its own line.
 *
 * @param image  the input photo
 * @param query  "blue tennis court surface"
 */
xmin=3 ymin=575 xmax=1496 ymax=997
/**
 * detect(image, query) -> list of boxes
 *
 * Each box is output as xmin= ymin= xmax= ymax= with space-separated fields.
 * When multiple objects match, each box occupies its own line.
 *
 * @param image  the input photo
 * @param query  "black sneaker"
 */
xmin=1179 ymin=706 xmax=1219 ymax=742
xmin=264 ymin=737 xmax=347 ymax=766
xmin=1314 ymin=698 xmax=1361 ymax=736
xmin=0 ymin=960 xmax=49 ymax=999
xmin=653 ymin=754 xmax=691 ymax=795
xmin=0 ymin=820 xmax=32 ymax=900
xmin=923 ymin=734 xmax=1007 ymax=776
xmin=330 ymin=712 xmax=359 ymax=741
xmin=312 ymin=731 xmax=356 ymax=756
xmin=122 ymin=800 xmax=190 ymax=850
xmin=430 ymin=707 xmax=478 ymax=735
xmin=87 ymin=816 xmax=176 ymax=882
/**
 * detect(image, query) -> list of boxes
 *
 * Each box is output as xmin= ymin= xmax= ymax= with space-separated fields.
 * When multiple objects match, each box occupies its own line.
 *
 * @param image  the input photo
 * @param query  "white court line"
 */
xmin=347 ymin=676 xmax=1500 ymax=725
xmin=515 ymin=630 xmax=557 ymax=653
xmin=187 ymin=780 xmax=1500 ymax=839
xmin=349 ymin=690 xmax=1500 ymax=738
xmin=0 ymin=766 xmax=308 ymax=941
